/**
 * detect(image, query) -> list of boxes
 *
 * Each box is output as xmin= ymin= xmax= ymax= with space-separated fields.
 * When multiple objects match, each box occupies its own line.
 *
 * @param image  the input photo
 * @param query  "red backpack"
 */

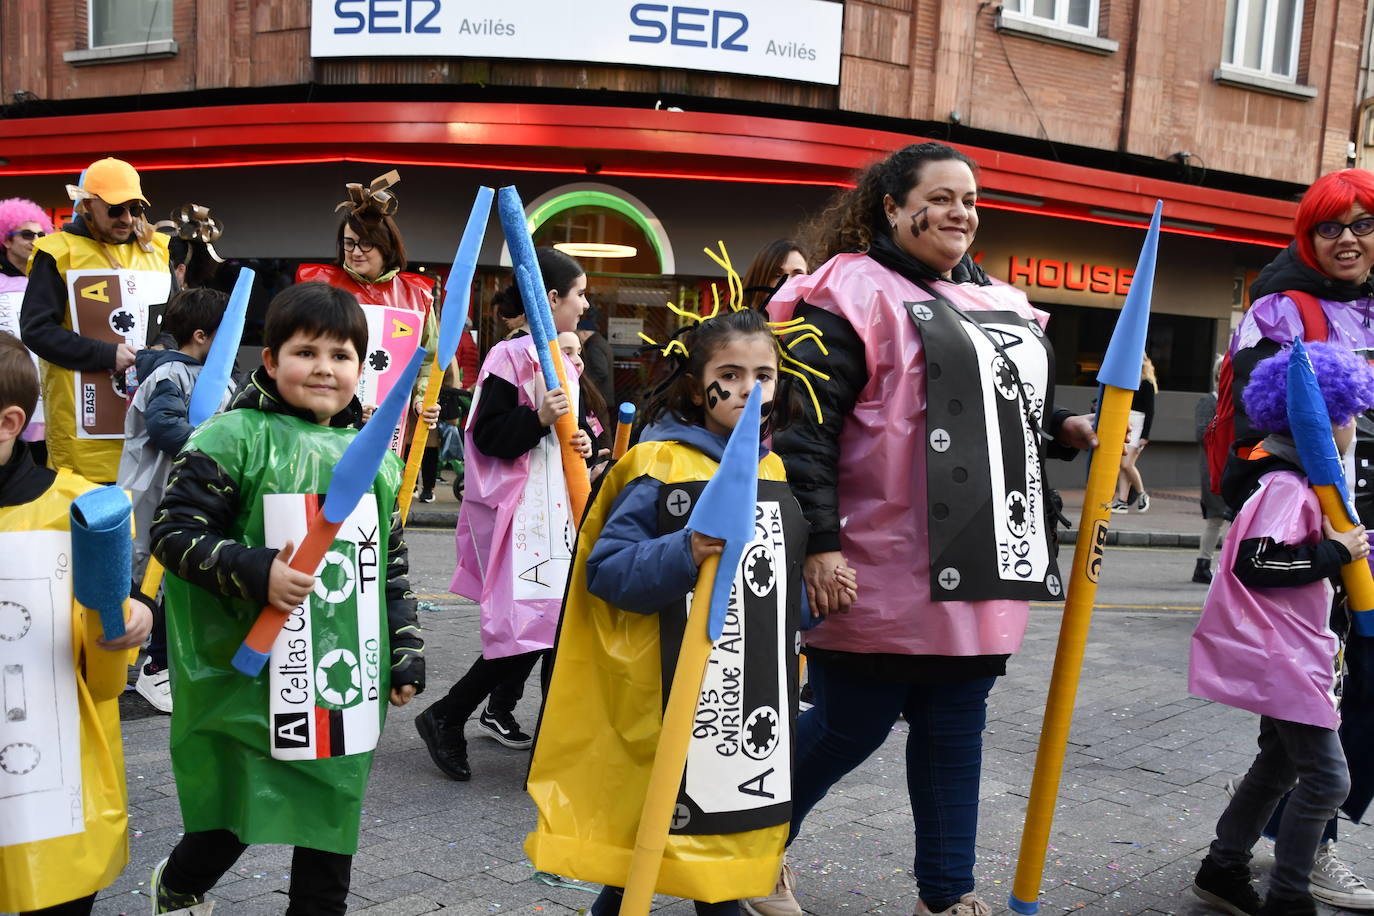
xmin=1203 ymin=289 xmax=1328 ymax=495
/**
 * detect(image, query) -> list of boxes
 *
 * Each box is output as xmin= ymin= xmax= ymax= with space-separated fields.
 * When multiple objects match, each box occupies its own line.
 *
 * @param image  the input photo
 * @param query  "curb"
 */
xmin=1063 ymin=528 xmax=1200 ymax=548
xmin=407 ymin=509 xmax=460 ymax=529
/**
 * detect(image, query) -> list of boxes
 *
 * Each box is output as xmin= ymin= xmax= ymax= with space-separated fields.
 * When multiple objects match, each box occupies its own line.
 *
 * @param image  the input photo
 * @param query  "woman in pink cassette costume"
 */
xmin=412 ymin=247 xmax=590 ymax=783
xmin=744 ymin=142 xmax=1097 ymax=916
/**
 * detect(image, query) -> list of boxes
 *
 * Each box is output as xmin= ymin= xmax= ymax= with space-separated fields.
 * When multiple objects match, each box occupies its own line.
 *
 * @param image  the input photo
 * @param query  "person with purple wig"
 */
xmin=1190 ymin=341 xmax=1374 ymax=916
xmin=0 ymin=197 xmax=54 ymax=277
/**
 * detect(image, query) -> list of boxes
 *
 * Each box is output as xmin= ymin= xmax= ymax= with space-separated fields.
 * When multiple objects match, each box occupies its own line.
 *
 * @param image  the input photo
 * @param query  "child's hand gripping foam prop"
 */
xmin=612 ymin=402 xmax=635 ymax=459
xmin=1287 ymin=337 xmax=1374 ymax=633
xmin=141 ymin=267 xmax=256 ymax=601
xmin=70 ymin=485 xmax=134 ymax=640
xmin=1009 ymin=202 xmax=1159 ymax=915
xmin=397 ymin=187 xmax=494 ymax=522
xmin=497 ymin=186 xmax=591 ymax=523
xmin=619 ymin=384 xmax=763 ymax=915
xmin=231 ymin=344 xmax=429 ymax=676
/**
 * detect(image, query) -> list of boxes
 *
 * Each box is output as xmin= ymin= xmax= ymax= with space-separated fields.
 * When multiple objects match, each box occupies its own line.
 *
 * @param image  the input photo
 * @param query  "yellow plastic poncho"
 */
xmin=525 ymin=437 xmax=802 ymax=902
xmin=0 ymin=469 xmax=130 ymax=912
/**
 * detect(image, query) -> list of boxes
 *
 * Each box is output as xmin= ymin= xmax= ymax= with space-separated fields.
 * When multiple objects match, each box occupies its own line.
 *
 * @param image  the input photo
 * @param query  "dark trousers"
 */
xmin=1210 ymin=717 xmax=1349 ymax=900
xmin=591 ymin=885 xmax=739 ymax=914
xmin=164 ymin=828 xmax=352 ymax=915
xmin=21 ymin=893 xmax=96 ymax=916
xmin=429 ymin=650 xmax=547 ymax=724
xmin=420 ymin=445 xmax=439 ymax=491
xmin=146 ymin=593 xmax=168 ymax=671
xmin=788 ymin=659 xmax=996 ymax=912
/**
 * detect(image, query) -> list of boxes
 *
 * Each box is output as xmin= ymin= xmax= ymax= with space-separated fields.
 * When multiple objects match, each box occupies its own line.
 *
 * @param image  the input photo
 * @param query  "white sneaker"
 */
xmin=741 ymin=861 xmax=802 ymax=916
xmin=136 ymin=662 xmax=173 ymax=714
xmin=915 ymin=893 xmax=992 ymax=916
xmin=1310 ymin=841 xmax=1374 ymax=909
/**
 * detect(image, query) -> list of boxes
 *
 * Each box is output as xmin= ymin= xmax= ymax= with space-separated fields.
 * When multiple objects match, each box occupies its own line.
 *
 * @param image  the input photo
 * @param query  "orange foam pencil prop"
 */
xmin=1009 ymin=201 xmax=1160 ymax=915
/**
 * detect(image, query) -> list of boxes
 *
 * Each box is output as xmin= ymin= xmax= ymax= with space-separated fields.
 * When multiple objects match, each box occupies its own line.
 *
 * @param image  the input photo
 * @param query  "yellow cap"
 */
xmin=81 ymin=157 xmax=147 ymax=205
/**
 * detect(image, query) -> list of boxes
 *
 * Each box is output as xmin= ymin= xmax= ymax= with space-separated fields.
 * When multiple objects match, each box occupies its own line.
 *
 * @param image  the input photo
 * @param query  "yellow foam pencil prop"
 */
xmin=619 ymin=383 xmax=764 ymax=915
xmin=1286 ymin=337 xmax=1374 ymax=632
xmin=397 ymin=186 xmax=493 ymax=522
xmin=498 ymin=186 xmax=590 ymax=522
xmin=613 ymin=402 xmax=635 ymax=459
xmin=1008 ymin=201 xmax=1160 ymax=915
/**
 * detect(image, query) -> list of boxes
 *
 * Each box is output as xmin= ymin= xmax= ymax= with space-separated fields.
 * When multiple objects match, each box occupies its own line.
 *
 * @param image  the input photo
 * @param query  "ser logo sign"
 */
xmin=331 ymin=0 xmax=441 ymax=34
xmin=628 ymin=4 xmax=748 ymax=51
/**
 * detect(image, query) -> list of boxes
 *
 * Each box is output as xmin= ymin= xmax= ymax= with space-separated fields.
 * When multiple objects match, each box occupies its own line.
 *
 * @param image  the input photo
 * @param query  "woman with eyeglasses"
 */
xmin=297 ymin=171 xmax=446 ymax=496
xmin=1208 ymin=168 xmax=1374 ymax=912
xmin=0 ymin=198 xmax=53 ymax=278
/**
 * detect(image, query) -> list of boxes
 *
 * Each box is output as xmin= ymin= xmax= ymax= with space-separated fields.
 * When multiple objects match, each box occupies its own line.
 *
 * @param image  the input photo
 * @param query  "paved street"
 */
xmin=74 ymin=523 xmax=1374 ymax=916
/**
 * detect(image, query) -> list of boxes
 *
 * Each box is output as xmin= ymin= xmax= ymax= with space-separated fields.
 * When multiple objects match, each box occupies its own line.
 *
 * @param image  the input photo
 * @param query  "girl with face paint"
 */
xmin=526 ymin=308 xmax=847 ymax=912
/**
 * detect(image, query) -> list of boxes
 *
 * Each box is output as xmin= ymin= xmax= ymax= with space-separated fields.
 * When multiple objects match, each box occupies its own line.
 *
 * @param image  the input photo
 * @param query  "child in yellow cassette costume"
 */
xmin=0 ymin=331 xmax=152 ymax=915
xmin=526 ymin=300 xmax=851 ymax=912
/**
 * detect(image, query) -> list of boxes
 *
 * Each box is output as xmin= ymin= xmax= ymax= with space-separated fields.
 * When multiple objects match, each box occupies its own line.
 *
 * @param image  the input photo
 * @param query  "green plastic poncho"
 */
xmin=162 ymin=408 xmax=402 ymax=855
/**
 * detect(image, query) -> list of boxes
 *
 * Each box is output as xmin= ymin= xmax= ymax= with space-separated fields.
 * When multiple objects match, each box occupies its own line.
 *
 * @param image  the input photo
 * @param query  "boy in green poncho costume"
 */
xmin=148 ymin=282 xmax=426 ymax=915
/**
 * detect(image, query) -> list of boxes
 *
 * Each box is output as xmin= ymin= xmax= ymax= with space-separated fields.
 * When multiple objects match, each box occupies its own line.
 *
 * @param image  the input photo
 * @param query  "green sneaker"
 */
xmin=150 ymin=856 xmax=207 ymax=914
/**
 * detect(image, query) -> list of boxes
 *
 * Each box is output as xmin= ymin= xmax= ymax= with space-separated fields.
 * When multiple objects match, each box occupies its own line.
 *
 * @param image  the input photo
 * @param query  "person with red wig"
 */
xmin=1222 ymin=167 xmax=1374 ymax=910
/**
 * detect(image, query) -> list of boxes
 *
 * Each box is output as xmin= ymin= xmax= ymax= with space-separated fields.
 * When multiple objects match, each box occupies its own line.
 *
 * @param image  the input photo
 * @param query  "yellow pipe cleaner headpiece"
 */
xmin=636 ymin=241 xmax=831 ymax=423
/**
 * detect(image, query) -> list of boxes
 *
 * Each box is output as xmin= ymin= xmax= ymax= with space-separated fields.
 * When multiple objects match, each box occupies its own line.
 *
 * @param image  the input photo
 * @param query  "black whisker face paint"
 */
xmin=706 ymin=381 xmax=730 ymax=409
xmin=911 ymin=207 xmax=930 ymax=235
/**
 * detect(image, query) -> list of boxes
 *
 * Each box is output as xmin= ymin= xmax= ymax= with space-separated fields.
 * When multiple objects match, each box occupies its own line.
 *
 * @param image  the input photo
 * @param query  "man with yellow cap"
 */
xmin=19 ymin=157 xmax=171 ymax=481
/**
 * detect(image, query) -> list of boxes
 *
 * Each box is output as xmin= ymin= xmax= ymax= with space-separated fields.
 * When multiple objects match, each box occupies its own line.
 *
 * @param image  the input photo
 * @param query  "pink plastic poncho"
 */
xmin=452 ymin=336 xmax=579 ymax=658
xmin=1189 ymin=469 xmax=1340 ymax=730
xmin=767 ymin=253 xmax=1047 ymax=656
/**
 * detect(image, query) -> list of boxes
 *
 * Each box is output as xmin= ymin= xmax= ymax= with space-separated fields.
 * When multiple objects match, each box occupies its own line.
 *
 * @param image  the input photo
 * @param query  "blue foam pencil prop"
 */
xmin=70 ymin=486 xmax=134 ymax=640
xmin=398 ymin=186 xmax=493 ymax=522
xmin=1010 ymin=201 xmax=1160 ymax=915
xmin=620 ymin=384 xmax=762 ymax=913
xmin=233 ymin=344 xmax=429 ymax=676
xmin=1288 ymin=337 xmax=1374 ymax=632
xmin=499 ymin=184 xmax=590 ymax=520
xmin=188 ymin=266 xmax=254 ymax=425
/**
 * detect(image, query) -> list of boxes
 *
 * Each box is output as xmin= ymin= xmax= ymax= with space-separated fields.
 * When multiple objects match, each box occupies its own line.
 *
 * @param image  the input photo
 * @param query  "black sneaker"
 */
xmin=477 ymin=707 xmax=533 ymax=749
xmin=1193 ymin=856 xmax=1262 ymax=916
xmin=1257 ymin=893 xmax=1317 ymax=916
xmin=151 ymin=856 xmax=207 ymax=914
xmin=415 ymin=706 xmax=471 ymax=780
xmin=418 ymin=489 xmax=435 ymax=503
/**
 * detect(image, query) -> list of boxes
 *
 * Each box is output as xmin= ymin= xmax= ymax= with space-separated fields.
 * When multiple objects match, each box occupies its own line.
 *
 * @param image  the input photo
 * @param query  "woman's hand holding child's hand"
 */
xmin=97 ymin=597 xmax=154 ymax=651
xmin=690 ymin=531 xmax=725 ymax=567
xmin=268 ymin=540 xmax=317 ymax=613
xmin=389 ymin=685 xmax=416 ymax=707
xmin=1325 ymin=517 xmax=1371 ymax=561
xmin=571 ymin=429 xmax=593 ymax=459
xmin=538 ymin=389 xmax=570 ymax=426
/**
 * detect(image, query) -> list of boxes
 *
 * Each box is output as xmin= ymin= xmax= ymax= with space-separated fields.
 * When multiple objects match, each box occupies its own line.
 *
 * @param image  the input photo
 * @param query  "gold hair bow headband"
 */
xmin=336 ymin=169 xmax=401 ymax=218
xmin=155 ymin=203 xmax=225 ymax=263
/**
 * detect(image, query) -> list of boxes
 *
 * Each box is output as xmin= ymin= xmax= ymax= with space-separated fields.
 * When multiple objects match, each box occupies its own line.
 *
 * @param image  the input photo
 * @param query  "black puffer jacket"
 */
xmin=150 ymin=368 xmax=424 ymax=691
xmin=774 ymin=237 xmax=1077 ymax=554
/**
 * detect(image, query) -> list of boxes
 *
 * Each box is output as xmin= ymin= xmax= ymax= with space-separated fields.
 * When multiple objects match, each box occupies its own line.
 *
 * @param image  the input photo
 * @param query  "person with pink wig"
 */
xmin=0 ymin=198 xmax=54 ymax=459
xmin=0 ymin=197 xmax=53 ymax=277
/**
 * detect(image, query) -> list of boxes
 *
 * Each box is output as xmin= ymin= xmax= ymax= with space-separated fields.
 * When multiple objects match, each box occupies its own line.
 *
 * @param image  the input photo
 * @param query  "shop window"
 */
xmin=1000 ymin=0 xmax=1099 ymax=36
xmin=90 ymin=0 xmax=172 ymax=48
xmin=1222 ymin=0 xmax=1303 ymax=81
xmin=1036 ymin=301 xmax=1215 ymax=393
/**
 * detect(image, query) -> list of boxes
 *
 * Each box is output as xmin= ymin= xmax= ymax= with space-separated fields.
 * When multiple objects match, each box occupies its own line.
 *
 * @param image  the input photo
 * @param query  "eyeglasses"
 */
xmin=1315 ymin=217 xmax=1374 ymax=239
xmin=7 ymin=229 xmax=44 ymax=241
xmin=341 ymin=237 xmax=375 ymax=253
xmin=104 ymin=202 xmax=145 ymax=220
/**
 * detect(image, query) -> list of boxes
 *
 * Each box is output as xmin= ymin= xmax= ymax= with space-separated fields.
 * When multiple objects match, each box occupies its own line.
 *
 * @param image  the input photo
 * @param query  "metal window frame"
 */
xmin=1222 ymin=0 xmax=1303 ymax=82
xmin=1000 ymin=0 xmax=1100 ymax=37
xmin=87 ymin=0 xmax=173 ymax=51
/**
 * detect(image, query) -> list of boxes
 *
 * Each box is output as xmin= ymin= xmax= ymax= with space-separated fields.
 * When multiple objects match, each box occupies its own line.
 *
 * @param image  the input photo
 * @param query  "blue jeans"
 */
xmin=1210 ymin=716 xmax=1349 ymax=900
xmin=789 ymin=659 xmax=996 ymax=911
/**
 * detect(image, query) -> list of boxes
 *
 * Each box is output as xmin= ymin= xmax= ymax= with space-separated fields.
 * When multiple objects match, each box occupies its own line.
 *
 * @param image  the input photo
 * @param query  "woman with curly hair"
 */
xmin=743 ymin=142 xmax=1097 ymax=916
xmin=0 ymin=197 xmax=53 ymax=277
